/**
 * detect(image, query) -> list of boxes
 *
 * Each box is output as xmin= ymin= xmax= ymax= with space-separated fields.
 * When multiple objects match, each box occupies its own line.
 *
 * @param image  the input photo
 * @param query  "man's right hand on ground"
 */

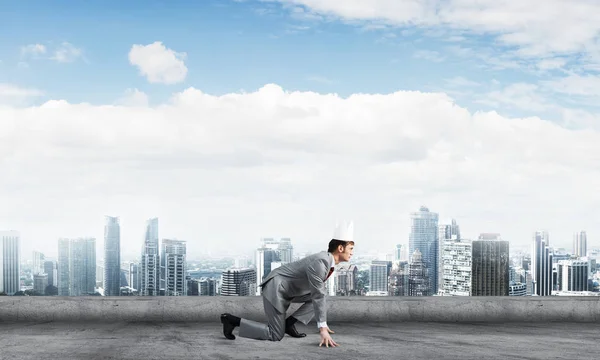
xmin=318 ymin=327 xmax=339 ymax=348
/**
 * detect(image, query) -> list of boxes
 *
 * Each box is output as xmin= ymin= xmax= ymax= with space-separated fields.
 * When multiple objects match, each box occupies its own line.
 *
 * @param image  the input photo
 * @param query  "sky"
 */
xmin=1 ymin=0 xmax=600 ymax=260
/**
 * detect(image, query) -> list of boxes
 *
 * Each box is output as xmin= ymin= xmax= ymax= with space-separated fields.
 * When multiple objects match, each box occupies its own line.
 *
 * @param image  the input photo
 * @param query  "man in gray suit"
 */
xmin=221 ymin=221 xmax=355 ymax=348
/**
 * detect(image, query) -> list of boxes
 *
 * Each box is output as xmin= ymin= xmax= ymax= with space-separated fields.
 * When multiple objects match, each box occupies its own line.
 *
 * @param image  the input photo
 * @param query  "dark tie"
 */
xmin=325 ymin=267 xmax=334 ymax=281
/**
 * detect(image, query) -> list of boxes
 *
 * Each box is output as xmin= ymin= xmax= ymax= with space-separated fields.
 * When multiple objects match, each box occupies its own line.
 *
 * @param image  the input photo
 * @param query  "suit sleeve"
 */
xmin=307 ymin=258 xmax=328 ymax=324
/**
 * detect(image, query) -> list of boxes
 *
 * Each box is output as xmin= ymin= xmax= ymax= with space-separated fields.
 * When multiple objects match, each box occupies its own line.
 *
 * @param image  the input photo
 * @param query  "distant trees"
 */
xmin=45 ymin=285 xmax=58 ymax=296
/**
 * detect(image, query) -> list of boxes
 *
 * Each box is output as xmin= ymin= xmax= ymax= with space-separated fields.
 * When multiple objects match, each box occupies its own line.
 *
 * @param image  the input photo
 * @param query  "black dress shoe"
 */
xmin=285 ymin=324 xmax=307 ymax=338
xmin=220 ymin=314 xmax=237 ymax=340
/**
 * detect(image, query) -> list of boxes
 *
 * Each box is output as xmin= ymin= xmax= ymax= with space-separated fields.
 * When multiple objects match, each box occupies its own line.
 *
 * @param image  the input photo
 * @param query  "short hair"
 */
xmin=328 ymin=239 xmax=355 ymax=253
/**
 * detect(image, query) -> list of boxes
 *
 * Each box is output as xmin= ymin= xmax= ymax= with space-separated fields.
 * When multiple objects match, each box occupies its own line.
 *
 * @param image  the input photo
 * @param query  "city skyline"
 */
xmin=3 ymin=214 xmax=594 ymax=261
xmin=2 ymin=0 xmax=600 ymax=260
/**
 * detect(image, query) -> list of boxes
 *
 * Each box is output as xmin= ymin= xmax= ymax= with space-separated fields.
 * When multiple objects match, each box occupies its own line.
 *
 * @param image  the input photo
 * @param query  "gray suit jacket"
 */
xmin=260 ymin=251 xmax=333 ymax=323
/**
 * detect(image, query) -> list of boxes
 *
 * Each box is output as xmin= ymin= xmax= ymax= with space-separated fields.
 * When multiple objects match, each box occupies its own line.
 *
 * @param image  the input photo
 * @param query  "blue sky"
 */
xmin=1 ymin=0 xmax=556 ymax=113
xmin=2 ymin=0 xmax=600 ymax=258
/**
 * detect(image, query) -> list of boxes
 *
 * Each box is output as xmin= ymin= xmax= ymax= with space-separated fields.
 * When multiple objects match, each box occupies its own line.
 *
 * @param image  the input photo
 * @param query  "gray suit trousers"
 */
xmin=238 ymin=287 xmax=315 ymax=341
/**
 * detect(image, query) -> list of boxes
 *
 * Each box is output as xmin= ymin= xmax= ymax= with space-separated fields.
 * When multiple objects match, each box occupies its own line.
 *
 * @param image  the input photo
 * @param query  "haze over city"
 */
xmin=2 ymin=0 xmax=599 ymax=260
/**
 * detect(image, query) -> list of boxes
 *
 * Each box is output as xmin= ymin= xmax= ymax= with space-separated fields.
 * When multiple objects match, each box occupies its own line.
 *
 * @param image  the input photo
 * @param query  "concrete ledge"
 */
xmin=1 ymin=296 xmax=599 ymax=323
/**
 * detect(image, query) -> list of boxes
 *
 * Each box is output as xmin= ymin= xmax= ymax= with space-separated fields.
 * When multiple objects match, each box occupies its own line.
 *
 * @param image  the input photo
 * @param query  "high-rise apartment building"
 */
xmin=128 ymin=262 xmax=140 ymax=292
xmin=104 ymin=216 xmax=121 ymax=296
xmin=335 ymin=263 xmax=358 ymax=296
xmin=557 ymin=259 xmax=589 ymax=292
xmin=32 ymin=251 xmax=45 ymax=275
xmin=58 ymin=238 xmax=96 ymax=296
xmin=532 ymin=230 xmax=553 ymax=296
xmin=278 ymin=238 xmax=294 ymax=263
xmin=0 ymin=231 xmax=21 ymax=295
xmin=408 ymin=249 xmax=431 ymax=296
xmin=409 ymin=206 xmax=439 ymax=295
xmin=369 ymin=260 xmax=392 ymax=293
xmin=471 ymin=234 xmax=509 ymax=296
xmin=161 ymin=239 xmax=187 ymax=296
xmin=221 ymin=268 xmax=257 ymax=296
xmin=573 ymin=231 xmax=587 ymax=258
xmin=255 ymin=237 xmax=293 ymax=295
xmin=199 ymin=278 xmax=218 ymax=296
xmin=43 ymin=260 xmax=58 ymax=287
xmin=33 ymin=273 xmax=48 ymax=295
xmin=440 ymin=238 xmax=472 ymax=296
xmin=140 ymin=218 xmax=160 ymax=296
xmin=438 ymin=219 xmax=461 ymax=292
xmin=389 ymin=261 xmax=409 ymax=296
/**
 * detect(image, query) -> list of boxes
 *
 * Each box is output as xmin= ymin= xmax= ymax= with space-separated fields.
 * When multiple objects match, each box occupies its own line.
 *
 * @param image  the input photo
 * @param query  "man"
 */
xmin=221 ymin=221 xmax=355 ymax=348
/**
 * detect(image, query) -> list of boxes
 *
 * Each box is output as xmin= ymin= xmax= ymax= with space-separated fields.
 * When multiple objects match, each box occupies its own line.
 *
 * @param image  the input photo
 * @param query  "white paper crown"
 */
xmin=333 ymin=220 xmax=354 ymax=241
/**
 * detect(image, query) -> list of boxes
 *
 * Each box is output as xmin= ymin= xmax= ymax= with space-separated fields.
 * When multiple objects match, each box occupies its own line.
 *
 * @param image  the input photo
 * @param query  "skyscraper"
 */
xmin=255 ymin=247 xmax=281 ymax=295
xmin=104 ymin=216 xmax=121 ymax=296
xmin=573 ymin=231 xmax=587 ymax=258
xmin=335 ymin=264 xmax=358 ymax=296
xmin=70 ymin=238 xmax=97 ymax=296
xmin=394 ymin=244 xmax=403 ymax=263
xmin=438 ymin=219 xmax=460 ymax=292
xmin=277 ymin=238 xmax=294 ymax=263
xmin=408 ymin=249 xmax=431 ymax=296
xmin=440 ymin=238 xmax=472 ymax=296
xmin=161 ymin=239 xmax=187 ymax=296
xmin=221 ymin=268 xmax=257 ymax=296
xmin=58 ymin=238 xmax=71 ymax=296
xmin=0 ymin=231 xmax=21 ymax=295
xmin=33 ymin=274 xmax=48 ymax=295
xmin=389 ymin=261 xmax=409 ymax=296
xmin=471 ymin=234 xmax=509 ymax=296
xmin=140 ymin=218 xmax=160 ymax=296
xmin=369 ymin=260 xmax=392 ymax=293
xmin=128 ymin=262 xmax=140 ymax=292
xmin=254 ymin=237 xmax=292 ymax=295
xmin=43 ymin=260 xmax=58 ymax=287
xmin=58 ymin=238 xmax=96 ymax=296
xmin=32 ymin=251 xmax=45 ymax=275
xmin=409 ymin=206 xmax=439 ymax=295
xmin=532 ymin=230 xmax=553 ymax=296
xmin=557 ymin=259 xmax=589 ymax=292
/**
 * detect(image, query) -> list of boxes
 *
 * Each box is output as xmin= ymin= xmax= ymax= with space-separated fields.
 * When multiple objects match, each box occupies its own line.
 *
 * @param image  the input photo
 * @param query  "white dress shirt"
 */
xmin=317 ymin=254 xmax=335 ymax=329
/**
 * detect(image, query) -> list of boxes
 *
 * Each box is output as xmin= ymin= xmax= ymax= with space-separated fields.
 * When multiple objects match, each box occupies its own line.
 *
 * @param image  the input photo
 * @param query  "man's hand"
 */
xmin=318 ymin=327 xmax=339 ymax=348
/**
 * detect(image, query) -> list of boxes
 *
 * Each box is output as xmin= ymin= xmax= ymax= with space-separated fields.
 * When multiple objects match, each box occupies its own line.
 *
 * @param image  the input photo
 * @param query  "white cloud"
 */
xmin=116 ymin=88 xmax=150 ymax=107
xmin=307 ymin=75 xmax=334 ymax=84
xmin=413 ymin=50 xmax=445 ymax=63
xmin=543 ymin=74 xmax=600 ymax=98
xmin=128 ymin=41 xmax=188 ymax=84
xmin=476 ymin=83 xmax=552 ymax=113
xmin=1 ymin=84 xmax=599 ymax=259
xmin=21 ymin=44 xmax=47 ymax=56
xmin=270 ymin=0 xmax=600 ymax=60
xmin=50 ymin=42 xmax=84 ymax=63
xmin=537 ymin=58 xmax=568 ymax=71
xmin=444 ymin=76 xmax=480 ymax=88
xmin=0 ymin=83 xmax=44 ymax=105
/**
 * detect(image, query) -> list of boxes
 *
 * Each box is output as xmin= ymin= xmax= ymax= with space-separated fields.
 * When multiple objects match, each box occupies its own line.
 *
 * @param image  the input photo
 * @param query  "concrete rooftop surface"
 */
xmin=1 ymin=321 xmax=599 ymax=360
xmin=2 ymin=297 xmax=600 ymax=359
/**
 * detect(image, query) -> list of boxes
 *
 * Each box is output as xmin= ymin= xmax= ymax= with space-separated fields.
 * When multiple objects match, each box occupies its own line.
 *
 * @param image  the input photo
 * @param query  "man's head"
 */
xmin=328 ymin=239 xmax=354 ymax=264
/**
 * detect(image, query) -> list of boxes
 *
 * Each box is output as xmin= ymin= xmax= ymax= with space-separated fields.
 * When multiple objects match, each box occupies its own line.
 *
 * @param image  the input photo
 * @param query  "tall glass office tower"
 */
xmin=409 ymin=206 xmax=439 ymax=295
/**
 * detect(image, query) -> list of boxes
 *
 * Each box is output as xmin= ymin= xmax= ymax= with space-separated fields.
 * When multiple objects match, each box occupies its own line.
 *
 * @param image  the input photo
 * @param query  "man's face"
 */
xmin=340 ymin=244 xmax=354 ymax=262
